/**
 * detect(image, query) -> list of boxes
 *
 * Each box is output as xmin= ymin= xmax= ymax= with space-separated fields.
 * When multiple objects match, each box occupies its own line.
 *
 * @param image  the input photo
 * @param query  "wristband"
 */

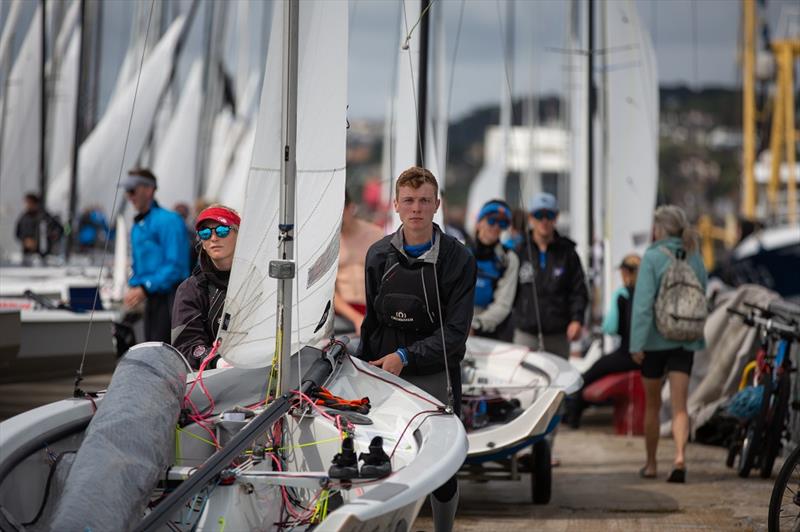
xmin=397 ymin=347 xmax=409 ymax=366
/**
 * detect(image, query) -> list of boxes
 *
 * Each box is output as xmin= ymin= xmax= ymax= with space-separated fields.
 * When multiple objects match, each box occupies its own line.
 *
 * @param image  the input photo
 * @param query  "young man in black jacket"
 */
xmin=358 ymin=166 xmax=476 ymax=532
xmin=513 ymin=192 xmax=588 ymax=358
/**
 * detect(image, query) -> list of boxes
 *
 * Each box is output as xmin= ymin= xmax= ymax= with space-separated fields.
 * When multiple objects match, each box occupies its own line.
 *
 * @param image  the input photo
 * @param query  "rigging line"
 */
xmin=496 ymin=0 xmax=546 ymax=351
xmin=442 ymin=0 xmax=465 ymax=175
xmin=401 ymin=0 xmax=426 ymax=171
xmin=75 ymin=0 xmax=156 ymax=390
xmin=401 ymin=0 xmax=437 ymax=50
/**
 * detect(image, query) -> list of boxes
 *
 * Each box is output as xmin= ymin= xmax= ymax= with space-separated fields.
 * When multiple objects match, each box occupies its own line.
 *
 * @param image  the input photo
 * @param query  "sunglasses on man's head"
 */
xmin=486 ymin=216 xmax=510 ymax=229
xmin=532 ymin=210 xmax=557 ymax=221
xmin=197 ymin=225 xmax=232 ymax=240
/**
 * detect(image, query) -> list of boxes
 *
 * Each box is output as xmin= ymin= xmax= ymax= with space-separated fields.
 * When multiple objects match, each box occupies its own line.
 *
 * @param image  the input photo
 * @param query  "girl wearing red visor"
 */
xmin=171 ymin=204 xmax=240 ymax=369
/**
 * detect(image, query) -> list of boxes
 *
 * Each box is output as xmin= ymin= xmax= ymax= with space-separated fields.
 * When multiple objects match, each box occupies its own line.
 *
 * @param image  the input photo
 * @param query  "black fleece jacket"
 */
xmin=171 ymin=254 xmax=229 ymax=369
xmin=357 ymin=226 xmax=476 ymax=376
xmin=513 ymin=231 xmax=588 ymax=335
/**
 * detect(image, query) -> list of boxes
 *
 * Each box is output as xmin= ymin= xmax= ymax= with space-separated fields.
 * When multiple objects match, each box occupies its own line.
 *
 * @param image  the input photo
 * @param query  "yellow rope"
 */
xmin=175 ymin=427 xmax=182 ymax=462
xmin=176 ymin=426 xmax=217 ymax=448
xmin=244 ymin=436 xmax=342 ymax=454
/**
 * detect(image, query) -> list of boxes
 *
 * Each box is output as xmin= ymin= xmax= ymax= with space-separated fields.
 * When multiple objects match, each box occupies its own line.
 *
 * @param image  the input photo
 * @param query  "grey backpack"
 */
xmin=654 ymin=247 xmax=708 ymax=342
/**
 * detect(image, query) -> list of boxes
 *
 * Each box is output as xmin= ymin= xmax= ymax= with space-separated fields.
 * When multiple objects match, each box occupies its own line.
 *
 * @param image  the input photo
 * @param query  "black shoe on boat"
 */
xmin=359 ymin=436 xmax=392 ymax=479
xmin=329 ymin=437 xmax=359 ymax=479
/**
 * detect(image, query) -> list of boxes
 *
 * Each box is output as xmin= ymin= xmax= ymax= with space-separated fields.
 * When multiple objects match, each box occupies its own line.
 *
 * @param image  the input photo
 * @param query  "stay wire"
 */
xmin=400 ymin=0 xmax=453 ymax=411
xmin=75 ymin=0 xmax=156 ymax=394
xmin=494 ymin=0 xmax=546 ymax=351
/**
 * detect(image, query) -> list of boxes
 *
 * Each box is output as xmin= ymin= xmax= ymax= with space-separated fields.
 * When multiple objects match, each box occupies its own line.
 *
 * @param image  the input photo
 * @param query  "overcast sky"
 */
xmin=2 ymin=0 xmax=797 ymax=122
xmin=347 ymin=0 xmax=797 ymax=120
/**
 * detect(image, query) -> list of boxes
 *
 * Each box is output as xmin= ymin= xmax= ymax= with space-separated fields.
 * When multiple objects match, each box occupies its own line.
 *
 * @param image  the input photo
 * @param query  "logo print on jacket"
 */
xmin=391 ymin=311 xmax=413 ymax=323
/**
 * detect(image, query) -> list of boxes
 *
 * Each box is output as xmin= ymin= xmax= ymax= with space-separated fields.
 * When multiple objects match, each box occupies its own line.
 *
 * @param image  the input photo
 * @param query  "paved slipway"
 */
xmin=415 ymin=416 xmax=777 ymax=531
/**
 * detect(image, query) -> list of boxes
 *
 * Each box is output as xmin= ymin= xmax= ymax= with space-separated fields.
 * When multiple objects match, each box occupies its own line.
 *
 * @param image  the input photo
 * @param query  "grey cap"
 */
xmin=529 ymin=192 xmax=559 ymax=214
xmin=121 ymin=173 xmax=157 ymax=192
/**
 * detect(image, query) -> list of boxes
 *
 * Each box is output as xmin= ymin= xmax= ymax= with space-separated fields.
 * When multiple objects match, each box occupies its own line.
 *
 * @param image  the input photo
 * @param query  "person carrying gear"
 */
xmin=171 ymin=205 xmax=240 ymax=369
xmin=631 ymin=205 xmax=707 ymax=483
xmin=470 ymin=199 xmax=519 ymax=342
xmin=357 ymin=166 xmax=476 ymax=532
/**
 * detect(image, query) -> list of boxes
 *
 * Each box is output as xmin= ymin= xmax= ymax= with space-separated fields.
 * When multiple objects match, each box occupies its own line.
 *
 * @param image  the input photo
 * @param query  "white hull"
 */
xmin=463 ymin=337 xmax=582 ymax=459
xmin=0 ymin=346 xmax=466 ymax=530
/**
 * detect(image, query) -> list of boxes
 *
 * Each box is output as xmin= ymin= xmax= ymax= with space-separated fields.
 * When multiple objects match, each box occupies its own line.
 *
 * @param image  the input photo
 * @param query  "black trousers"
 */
xmin=582 ymin=348 xmax=640 ymax=389
xmin=144 ymin=290 xmax=176 ymax=343
xmin=568 ymin=348 xmax=640 ymax=425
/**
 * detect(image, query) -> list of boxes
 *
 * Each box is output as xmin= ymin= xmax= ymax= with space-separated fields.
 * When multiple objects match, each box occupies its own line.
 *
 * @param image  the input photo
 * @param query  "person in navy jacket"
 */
xmin=123 ymin=168 xmax=190 ymax=343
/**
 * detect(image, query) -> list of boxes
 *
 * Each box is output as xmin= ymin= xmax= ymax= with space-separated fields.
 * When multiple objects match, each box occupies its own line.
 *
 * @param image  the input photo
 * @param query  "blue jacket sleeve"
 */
xmin=138 ymin=214 xmax=189 ymax=293
xmin=601 ymin=286 xmax=626 ymax=335
xmin=629 ymin=252 xmax=657 ymax=353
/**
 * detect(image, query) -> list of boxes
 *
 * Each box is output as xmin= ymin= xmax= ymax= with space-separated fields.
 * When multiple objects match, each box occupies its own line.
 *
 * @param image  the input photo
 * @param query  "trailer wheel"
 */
xmin=531 ymin=439 xmax=552 ymax=504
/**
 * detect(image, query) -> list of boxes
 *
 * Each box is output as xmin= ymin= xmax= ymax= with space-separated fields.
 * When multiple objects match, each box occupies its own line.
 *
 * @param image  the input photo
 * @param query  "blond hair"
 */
xmin=653 ymin=205 xmax=698 ymax=252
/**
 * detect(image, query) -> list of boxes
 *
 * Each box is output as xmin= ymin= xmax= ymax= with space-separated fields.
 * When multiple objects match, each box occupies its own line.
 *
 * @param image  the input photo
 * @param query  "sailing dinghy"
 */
xmin=0 ymin=2 xmax=467 ymax=530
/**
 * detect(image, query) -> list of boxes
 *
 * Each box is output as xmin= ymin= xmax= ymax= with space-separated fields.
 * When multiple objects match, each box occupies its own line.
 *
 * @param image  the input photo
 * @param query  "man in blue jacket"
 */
xmin=123 ymin=169 xmax=190 ymax=343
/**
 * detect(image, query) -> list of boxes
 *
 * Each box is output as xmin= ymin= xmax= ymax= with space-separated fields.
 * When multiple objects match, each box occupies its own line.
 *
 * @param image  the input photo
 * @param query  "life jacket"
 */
xmin=374 ymin=252 xmax=440 ymax=334
xmin=473 ymin=244 xmax=508 ymax=308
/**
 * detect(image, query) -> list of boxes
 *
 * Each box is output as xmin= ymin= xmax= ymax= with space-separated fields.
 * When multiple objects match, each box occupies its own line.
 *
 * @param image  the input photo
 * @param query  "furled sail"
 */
xmin=220 ymin=1 xmax=347 ymax=368
xmin=46 ymin=16 xmax=185 ymax=218
xmin=153 ymin=60 xmax=203 ymax=209
xmin=0 ymin=5 xmax=43 ymax=258
xmin=602 ymin=0 xmax=659 ymax=305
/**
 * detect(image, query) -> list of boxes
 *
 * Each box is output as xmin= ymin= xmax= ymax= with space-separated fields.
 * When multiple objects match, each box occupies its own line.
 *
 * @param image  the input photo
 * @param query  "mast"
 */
xmin=39 ymin=0 xmax=47 ymax=204
xmin=273 ymin=0 xmax=299 ymax=395
xmin=66 ymin=0 xmax=89 ymax=259
xmin=415 ymin=0 xmax=430 ymax=167
xmin=587 ymin=0 xmax=595 ymax=283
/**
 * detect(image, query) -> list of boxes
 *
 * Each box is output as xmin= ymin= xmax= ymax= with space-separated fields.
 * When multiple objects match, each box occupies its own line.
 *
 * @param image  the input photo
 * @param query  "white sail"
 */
xmin=0 ymin=0 xmax=23 ymax=83
xmin=0 ymin=5 xmax=42 ymax=259
xmin=601 ymin=0 xmax=659 ymax=305
xmin=388 ymin=0 xmax=444 ymax=231
xmin=220 ymin=1 xmax=347 ymax=368
xmin=217 ymin=124 xmax=255 ymax=212
xmin=153 ymin=60 xmax=203 ymax=210
xmin=47 ymin=1 xmax=81 ymax=189
xmin=46 ymin=16 xmax=186 ymax=218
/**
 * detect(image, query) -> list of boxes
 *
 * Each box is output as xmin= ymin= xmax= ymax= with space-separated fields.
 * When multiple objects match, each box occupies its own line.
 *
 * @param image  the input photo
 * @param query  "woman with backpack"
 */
xmin=631 ymin=205 xmax=708 ymax=483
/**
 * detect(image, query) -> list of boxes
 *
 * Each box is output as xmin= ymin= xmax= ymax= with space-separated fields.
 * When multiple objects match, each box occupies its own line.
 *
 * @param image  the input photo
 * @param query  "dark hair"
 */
xmin=344 ymin=189 xmax=352 ymax=206
xmin=395 ymin=166 xmax=438 ymax=198
xmin=24 ymin=192 xmax=40 ymax=204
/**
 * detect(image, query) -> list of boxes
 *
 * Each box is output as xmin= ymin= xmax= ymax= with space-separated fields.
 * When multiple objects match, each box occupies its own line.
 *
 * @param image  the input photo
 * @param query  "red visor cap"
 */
xmin=195 ymin=207 xmax=241 ymax=230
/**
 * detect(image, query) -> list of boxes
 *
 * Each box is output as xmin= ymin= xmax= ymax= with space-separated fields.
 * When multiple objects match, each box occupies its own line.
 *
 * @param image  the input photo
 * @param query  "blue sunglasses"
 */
xmin=532 ymin=210 xmax=557 ymax=221
xmin=197 ymin=225 xmax=232 ymax=240
xmin=486 ymin=216 xmax=510 ymax=229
